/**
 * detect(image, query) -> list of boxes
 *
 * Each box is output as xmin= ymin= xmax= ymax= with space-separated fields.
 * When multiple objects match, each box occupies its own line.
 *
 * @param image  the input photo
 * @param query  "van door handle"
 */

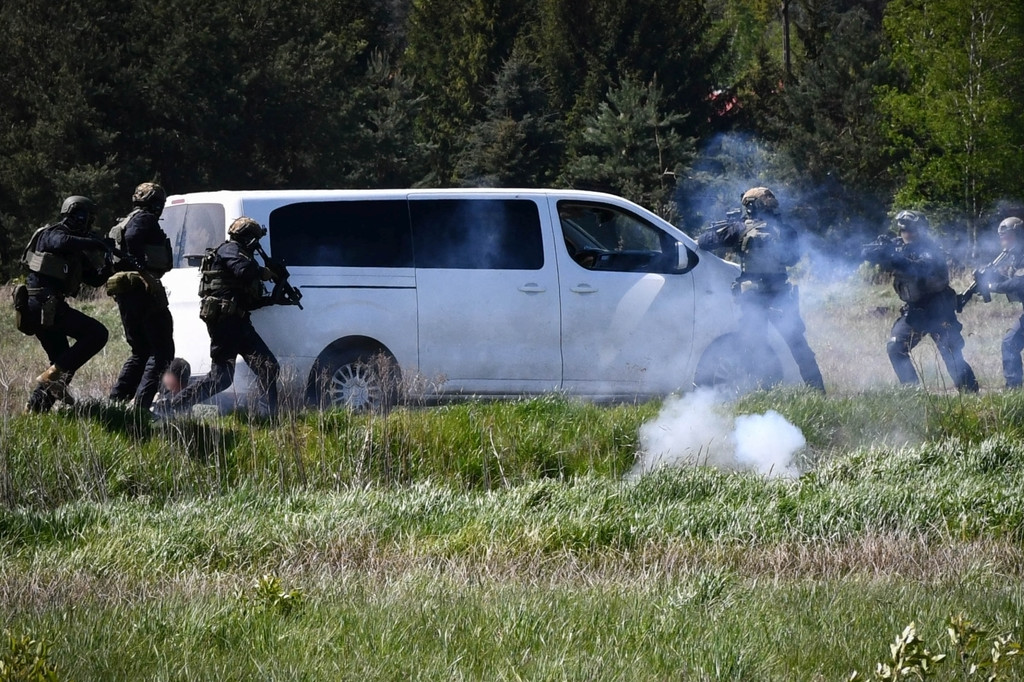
xmin=570 ymin=284 xmax=598 ymax=294
xmin=518 ymin=283 xmax=546 ymax=293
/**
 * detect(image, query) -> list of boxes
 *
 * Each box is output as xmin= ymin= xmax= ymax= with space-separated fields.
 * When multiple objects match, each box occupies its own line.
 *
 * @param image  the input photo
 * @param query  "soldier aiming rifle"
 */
xmin=696 ymin=187 xmax=825 ymax=392
xmin=861 ymin=210 xmax=978 ymax=392
xmin=961 ymin=217 xmax=1024 ymax=388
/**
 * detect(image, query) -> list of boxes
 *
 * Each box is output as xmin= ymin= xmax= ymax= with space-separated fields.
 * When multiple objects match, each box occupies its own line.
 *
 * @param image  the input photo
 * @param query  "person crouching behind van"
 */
xmin=164 ymin=217 xmax=280 ymax=417
xmin=106 ymin=182 xmax=175 ymax=410
xmin=17 ymin=196 xmax=111 ymax=412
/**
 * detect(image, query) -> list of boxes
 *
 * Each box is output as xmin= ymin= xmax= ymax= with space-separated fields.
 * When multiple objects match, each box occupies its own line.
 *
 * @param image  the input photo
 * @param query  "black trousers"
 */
xmin=109 ymin=289 xmax=175 ymax=410
xmin=739 ymin=285 xmax=826 ymax=392
xmin=887 ymin=289 xmax=979 ymax=392
xmin=170 ymin=313 xmax=279 ymax=415
xmin=28 ymin=295 xmax=108 ymax=376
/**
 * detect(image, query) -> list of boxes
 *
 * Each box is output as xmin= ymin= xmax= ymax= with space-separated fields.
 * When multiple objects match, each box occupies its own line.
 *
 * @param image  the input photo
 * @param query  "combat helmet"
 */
xmin=895 ymin=210 xmax=929 ymax=233
xmin=132 ymin=182 xmax=167 ymax=214
xmin=741 ymin=187 xmax=779 ymax=218
xmin=59 ymin=195 xmax=97 ymax=232
xmin=228 ymin=217 xmax=266 ymax=245
xmin=997 ymin=216 xmax=1023 ymax=236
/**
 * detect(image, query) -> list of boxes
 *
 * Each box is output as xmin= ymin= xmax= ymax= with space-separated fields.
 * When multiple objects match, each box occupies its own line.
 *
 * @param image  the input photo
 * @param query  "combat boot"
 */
xmin=31 ymin=365 xmax=76 ymax=408
xmin=26 ymin=385 xmax=56 ymax=413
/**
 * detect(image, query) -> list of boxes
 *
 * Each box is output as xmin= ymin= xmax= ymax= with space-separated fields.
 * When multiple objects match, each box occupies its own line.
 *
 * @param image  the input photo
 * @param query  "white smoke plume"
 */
xmin=631 ymin=389 xmax=804 ymax=479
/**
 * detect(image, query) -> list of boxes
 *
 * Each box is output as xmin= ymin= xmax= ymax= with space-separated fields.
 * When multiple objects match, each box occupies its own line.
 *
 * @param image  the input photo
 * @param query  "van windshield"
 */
xmin=162 ymin=203 xmax=226 ymax=267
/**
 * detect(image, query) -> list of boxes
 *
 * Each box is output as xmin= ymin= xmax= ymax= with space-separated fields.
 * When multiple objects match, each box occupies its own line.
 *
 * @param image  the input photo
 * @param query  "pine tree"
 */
xmin=561 ymin=76 xmax=692 ymax=219
xmin=454 ymin=50 xmax=563 ymax=187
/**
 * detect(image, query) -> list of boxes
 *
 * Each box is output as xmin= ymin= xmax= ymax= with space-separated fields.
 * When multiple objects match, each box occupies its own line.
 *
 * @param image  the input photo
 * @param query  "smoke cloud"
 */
xmin=631 ymin=388 xmax=804 ymax=479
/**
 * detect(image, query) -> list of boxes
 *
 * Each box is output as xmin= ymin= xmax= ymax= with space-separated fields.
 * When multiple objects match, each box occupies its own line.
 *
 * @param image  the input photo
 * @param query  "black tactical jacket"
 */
xmin=865 ymin=235 xmax=950 ymax=305
xmin=25 ymin=221 xmax=110 ymax=296
xmin=114 ymin=208 xmax=173 ymax=276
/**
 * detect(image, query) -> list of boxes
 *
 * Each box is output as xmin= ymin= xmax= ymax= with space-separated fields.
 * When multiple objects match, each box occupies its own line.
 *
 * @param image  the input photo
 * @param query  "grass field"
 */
xmin=2 ymin=276 xmax=1024 ymax=681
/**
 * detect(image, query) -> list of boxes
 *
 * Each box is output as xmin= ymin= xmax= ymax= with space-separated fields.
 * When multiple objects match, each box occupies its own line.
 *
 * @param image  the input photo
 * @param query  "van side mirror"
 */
xmin=675 ymin=242 xmax=699 ymax=274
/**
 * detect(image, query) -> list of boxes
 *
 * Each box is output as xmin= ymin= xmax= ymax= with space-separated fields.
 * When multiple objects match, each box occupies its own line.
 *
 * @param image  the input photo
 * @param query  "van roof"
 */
xmin=164 ymin=187 xmax=627 ymax=204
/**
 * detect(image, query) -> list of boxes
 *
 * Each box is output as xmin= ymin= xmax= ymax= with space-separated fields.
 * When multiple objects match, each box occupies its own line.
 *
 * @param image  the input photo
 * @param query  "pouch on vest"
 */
xmin=105 ymin=271 xmax=147 ymax=296
xmin=24 ymin=251 xmax=71 ymax=280
xmin=40 ymin=295 xmax=59 ymax=328
xmin=144 ymin=237 xmax=173 ymax=275
xmin=11 ymin=284 xmax=35 ymax=335
xmin=199 ymin=296 xmax=237 ymax=324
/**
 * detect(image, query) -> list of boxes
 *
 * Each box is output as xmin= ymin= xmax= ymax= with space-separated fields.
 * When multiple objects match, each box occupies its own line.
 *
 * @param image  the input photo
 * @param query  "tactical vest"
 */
xmin=109 ymin=209 xmax=174 ymax=275
xmin=1001 ymin=250 xmax=1024 ymax=303
xmin=198 ymin=243 xmax=261 ymax=302
xmin=891 ymin=244 xmax=949 ymax=304
xmin=22 ymin=225 xmax=83 ymax=294
xmin=739 ymin=220 xmax=788 ymax=277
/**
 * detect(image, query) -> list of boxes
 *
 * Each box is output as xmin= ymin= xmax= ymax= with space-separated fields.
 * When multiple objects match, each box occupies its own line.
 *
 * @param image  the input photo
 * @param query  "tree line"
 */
xmin=2 ymin=0 xmax=1023 ymax=276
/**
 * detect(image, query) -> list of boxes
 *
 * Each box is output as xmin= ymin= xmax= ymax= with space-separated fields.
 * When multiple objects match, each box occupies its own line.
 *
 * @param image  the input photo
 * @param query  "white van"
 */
xmin=161 ymin=188 xmax=799 ymax=410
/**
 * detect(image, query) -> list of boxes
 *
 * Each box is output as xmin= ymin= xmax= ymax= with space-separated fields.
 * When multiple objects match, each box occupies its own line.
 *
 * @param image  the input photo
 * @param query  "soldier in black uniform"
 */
xmin=697 ymin=187 xmax=826 ymax=392
xmin=164 ymin=217 xmax=279 ymax=417
xmin=18 ymin=196 xmax=111 ymax=412
xmin=862 ymin=210 xmax=979 ymax=392
xmin=106 ymin=182 xmax=175 ymax=410
xmin=961 ymin=217 xmax=1024 ymax=387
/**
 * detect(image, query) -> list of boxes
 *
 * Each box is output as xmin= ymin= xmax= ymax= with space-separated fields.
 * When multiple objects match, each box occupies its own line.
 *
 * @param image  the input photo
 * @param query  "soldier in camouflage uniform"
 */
xmin=16 ymin=196 xmax=111 ymax=412
xmin=862 ymin=210 xmax=979 ymax=392
xmin=106 ymin=182 xmax=175 ymax=410
xmin=697 ymin=187 xmax=826 ymax=392
xmin=164 ymin=217 xmax=279 ymax=417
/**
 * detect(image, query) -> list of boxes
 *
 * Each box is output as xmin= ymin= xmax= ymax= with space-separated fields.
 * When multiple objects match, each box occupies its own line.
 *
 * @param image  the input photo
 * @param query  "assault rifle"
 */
xmin=708 ymin=208 xmax=744 ymax=234
xmin=253 ymin=243 xmax=303 ymax=310
xmin=861 ymin=234 xmax=902 ymax=264
xmin=957 ymin=250 xmax=1010 ymax=312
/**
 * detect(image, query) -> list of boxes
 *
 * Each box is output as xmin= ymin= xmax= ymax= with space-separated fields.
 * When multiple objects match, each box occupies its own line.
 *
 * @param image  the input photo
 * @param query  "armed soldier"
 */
xmin=14 ymin=196 xmax=111 ymax=412
xmin=106 ymin=182 xmax=175 ymax=410
xmin=697 ymin=187 xmax=826 ymax=392
xmin=163 ymin=217 xmax=285 ymax=417
xmin=960 ymin=217 xmax=1024 ymax=388
xmin=862 ymin=210 xmax=979 ymax=392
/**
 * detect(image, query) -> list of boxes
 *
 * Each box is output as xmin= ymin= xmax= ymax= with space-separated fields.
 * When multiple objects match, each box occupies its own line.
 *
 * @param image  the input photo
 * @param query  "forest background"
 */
xmin=2 ymin=0 xmax=1023 ymax=277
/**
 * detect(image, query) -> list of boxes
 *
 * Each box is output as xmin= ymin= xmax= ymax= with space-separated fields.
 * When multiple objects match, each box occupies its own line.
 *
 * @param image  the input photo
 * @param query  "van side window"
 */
xmin=558 ymin=201 xmax=673 ymax=273
xmin=161 ymin=203 xmax=226 ymax=268
xmin=410 ymin=199 xmax=544 ymax=270
xmin=269 ymin=201 xmax=413 ymax=267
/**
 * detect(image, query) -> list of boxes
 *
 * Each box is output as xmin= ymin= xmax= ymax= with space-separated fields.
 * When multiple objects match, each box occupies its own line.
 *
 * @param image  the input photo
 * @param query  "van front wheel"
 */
xmin=693 ymin=334 xmax=783 ymax=395
xmin=312 ymin=348 xmax=400 ymax=412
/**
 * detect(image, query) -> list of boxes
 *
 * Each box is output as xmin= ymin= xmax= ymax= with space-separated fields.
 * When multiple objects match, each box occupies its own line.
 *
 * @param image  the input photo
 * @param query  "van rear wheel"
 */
xmin=313 ymin=348 xmax=400 ymax=412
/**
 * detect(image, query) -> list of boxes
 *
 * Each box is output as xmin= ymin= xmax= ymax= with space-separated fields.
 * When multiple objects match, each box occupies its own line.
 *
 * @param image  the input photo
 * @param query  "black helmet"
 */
xmin=59 ymin=195 xmax=97 ymax=232
xmin=132 ymin=182 xmax=167 ymax=214
xmin=741 ymin=187 xmax=779 ymax=218
xmin=895 ymin=210 xmax=928 ymax=233
xmin=228 ymin=217 xmax=267 ymax=245
xmin=997 ymin=216 xmax=1023 ymax=236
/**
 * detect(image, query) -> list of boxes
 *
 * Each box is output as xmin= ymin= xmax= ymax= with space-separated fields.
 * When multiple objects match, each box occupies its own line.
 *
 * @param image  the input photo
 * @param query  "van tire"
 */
xmin=693 ymin=334 xmax=783 ymax=395
xmin=310 ymin=347 xmax=400 ymax=412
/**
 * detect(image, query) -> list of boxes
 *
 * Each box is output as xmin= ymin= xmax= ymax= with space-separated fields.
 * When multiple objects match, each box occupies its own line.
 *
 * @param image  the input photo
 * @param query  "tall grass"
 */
xmin=3 ymin=281 xmax=1024 ymax=680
